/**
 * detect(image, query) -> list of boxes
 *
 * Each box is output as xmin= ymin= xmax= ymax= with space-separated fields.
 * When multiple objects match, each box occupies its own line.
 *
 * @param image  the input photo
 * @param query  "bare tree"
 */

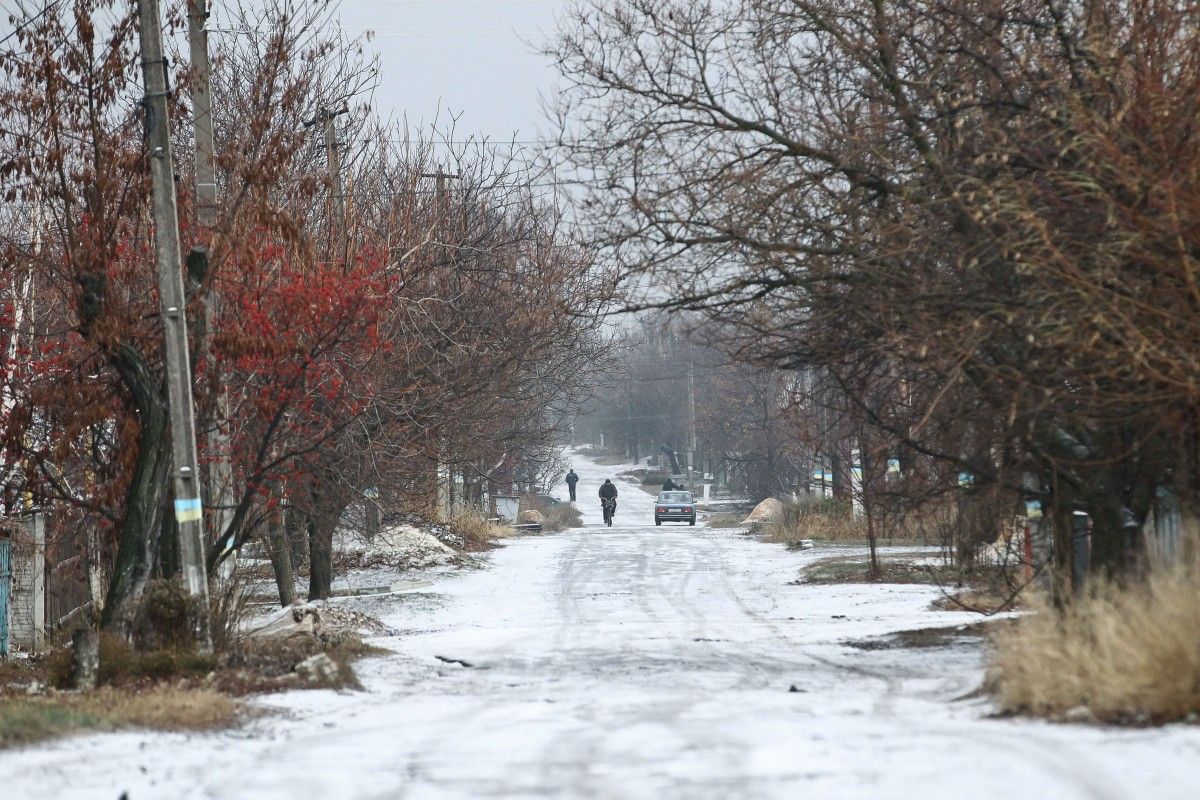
xmin=551 ymin=0 xmax=1200 ymax=592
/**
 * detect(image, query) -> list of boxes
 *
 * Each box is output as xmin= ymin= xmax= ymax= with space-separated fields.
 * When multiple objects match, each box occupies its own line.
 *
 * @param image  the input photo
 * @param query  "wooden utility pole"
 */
xmin=305 ymin=107 xmax=350 ymax=263
xmin=136 ymin=0 xmax=212 ymax=652
xmin=420 ymin=170 xmax=459 ymax=197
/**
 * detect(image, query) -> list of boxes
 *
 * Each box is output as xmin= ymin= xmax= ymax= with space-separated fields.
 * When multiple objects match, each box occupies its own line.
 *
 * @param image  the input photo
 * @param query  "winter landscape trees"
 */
xmin=551 ymin=0 xmax=1200 ymax=720
xmin=0 ymin=0 xmax=605 ymax=632
xmin=551 ymin=0 xmax=1200 ymax=582
xmin=0 ymin=0 xmax=1197 ymax=757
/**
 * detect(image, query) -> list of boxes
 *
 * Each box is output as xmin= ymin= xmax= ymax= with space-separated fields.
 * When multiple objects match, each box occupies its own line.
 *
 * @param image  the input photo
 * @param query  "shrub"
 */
xmin=46 ymin=633 xmax=216 ymax=689
xmin=641 ymin=470 xmax=671 ymax=488
xmin=989 ymin=548 xmax=1200 ymax=724
xmin=132 ymin=579 xmax=205 ymax=652
xmin=210 ymin=571 xmax=252 ymax=656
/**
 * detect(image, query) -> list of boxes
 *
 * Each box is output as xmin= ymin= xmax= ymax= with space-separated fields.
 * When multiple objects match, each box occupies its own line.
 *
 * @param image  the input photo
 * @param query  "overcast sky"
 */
xmin=1 ymin=0 xmax=570 ymax=141
xmin=262 ymin=0 xmax=569 ymax=143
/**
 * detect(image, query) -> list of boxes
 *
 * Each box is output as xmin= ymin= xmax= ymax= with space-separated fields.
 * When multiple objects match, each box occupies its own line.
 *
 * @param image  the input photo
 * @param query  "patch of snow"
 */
xmin=334 ymin=524 xmax=457 ymax=571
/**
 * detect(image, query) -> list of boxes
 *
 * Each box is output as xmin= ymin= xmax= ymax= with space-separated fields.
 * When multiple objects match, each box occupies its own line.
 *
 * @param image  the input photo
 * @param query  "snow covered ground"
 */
xmin=5 ymin=450 xmax=1199 ymax=799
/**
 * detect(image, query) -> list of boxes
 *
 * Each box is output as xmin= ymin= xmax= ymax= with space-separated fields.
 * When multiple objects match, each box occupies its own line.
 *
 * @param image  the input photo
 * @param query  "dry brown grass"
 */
xmin=989 ymin=550 xmax=1200 ymax=724
xmin=0 ymin=686 xmax=238 ymax=748
xmin=449 ymin=511 xmax=514 ymax=551
xmin=764 ymin=499 xmax=867 ymax=543
xmin=762 ymin=498 xmax=938 ymax=544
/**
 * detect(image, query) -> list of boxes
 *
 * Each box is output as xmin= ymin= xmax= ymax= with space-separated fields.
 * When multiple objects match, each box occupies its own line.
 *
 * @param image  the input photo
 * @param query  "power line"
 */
xmin=344 ymin=1 xmax=557 ymax=4
xmin=372 ymin=139 xmax=561 ymax=146
xmin=0 ymin=1 xmax=63 ymax=52
xmin=208 ymin=25 xmax=561 ymax=38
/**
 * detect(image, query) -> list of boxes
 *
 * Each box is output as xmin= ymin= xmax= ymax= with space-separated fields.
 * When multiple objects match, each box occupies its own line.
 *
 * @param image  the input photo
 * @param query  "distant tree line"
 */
xmin=577 ymin=315 xmax=805 ymax=501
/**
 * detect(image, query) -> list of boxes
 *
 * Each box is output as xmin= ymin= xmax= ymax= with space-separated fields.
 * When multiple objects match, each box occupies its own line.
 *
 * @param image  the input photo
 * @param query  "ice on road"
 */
xmin=6 ymin=453 xmax=1199 ymax=799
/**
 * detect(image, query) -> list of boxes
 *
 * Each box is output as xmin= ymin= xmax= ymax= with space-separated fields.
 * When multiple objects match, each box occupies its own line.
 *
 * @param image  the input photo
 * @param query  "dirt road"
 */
xmin=7 ymin=456 xmax=1199 ymax=798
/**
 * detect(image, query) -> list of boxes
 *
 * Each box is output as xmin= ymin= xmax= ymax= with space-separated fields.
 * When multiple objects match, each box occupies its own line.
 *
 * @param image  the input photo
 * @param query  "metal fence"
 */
xmin=0 ymin=532 xmax=11 ymax=656
xmin=45 ymin=512 xmax=93 ymax=631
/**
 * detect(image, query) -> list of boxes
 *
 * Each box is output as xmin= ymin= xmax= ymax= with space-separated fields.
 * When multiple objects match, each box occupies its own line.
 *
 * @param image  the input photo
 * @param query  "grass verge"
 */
xmin=796 ymin=556 xmax=966 ymax=585
xmin=592 ymin=452 xmax=633 ymax=466
xmin=847 ymin=620 xmax=1009 ymax=651
xmin=0 ymin=687 xmax=237 ymax=748
xmin=0 ymin=577 xmax=384 ymax=749
xmin=988 ymin=553 xmax=1200 ymax=724
xmin=795 ymin=555 xmax=1018 ymax=613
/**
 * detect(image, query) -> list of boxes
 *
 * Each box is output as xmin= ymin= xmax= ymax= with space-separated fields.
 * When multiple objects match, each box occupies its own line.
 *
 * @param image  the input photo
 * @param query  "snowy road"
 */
xmin=6 ymin=453 xmax=1200 ymax=799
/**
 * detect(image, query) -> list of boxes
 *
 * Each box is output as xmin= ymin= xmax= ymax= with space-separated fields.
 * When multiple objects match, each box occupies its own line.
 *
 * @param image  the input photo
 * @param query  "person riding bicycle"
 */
xmin=598 ymin=479 xmax=618 ymax=520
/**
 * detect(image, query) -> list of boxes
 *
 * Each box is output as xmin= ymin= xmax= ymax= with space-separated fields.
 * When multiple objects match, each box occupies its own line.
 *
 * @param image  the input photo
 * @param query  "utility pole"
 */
xmin=420 ymin=170 xmax=459 ymax=520
xmin=419 ymin=170 xmax=459 ymax=205
xmin=324 ymin=110 xmax=347 ymax=261
xmin=687 ymin=354 xmax=697 ymax=490
xmin=626 ymin=371 xmax=635 ymax=463
xmin=137 ymin=0 xmax=212 ymax=652
xmin=187 ymin=0 xmax=234 ymax=570
xmin=187 ymin=0 xmax=216 ymax=228
xmin=306 ymin=107 xmax=350 ymax=264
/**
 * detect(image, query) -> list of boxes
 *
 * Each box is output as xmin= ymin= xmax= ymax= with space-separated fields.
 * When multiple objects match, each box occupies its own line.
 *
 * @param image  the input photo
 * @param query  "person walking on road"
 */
xmin=662 ymin=476 xmax=676 ymax=492
xmin=565 ymin=468 xmax=579 ymax=502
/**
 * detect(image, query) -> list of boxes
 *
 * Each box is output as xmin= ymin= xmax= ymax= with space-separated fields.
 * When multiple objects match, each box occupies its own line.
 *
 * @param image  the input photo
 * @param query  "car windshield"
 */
xmin=658 ymin=492 xmax=692 ymax=503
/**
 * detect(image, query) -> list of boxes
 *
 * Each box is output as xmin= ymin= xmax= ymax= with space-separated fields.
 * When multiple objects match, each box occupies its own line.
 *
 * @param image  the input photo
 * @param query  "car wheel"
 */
xmin=655 ymin=519 xmax=662 ymax=526
xmin=689 ymin=518 xmax=696 ymax=526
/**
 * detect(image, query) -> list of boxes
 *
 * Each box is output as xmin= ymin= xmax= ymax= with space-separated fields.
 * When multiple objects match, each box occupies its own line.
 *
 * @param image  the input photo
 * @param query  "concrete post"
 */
xmin=28 ymin=512 xmax=44 ymax=650
xmin=0 ymin=529 xmax=11 ymax=657
xmin=4 ymin=513 xmax=45 ymax=652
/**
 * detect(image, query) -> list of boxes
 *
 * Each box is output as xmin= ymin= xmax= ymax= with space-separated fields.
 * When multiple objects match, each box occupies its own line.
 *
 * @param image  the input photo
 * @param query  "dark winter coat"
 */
xmin=662 ymin=478 xmax=676 ymax=491
xmin=598 ymin=481 xmax=618 ymax=500
xmin=565 ymin=471 xmax=579 ymax=486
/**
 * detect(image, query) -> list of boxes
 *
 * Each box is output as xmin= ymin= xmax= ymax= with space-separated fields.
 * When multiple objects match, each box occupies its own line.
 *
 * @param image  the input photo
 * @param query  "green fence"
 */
xmin=0 ymin=535 xmax=11 ymax=656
